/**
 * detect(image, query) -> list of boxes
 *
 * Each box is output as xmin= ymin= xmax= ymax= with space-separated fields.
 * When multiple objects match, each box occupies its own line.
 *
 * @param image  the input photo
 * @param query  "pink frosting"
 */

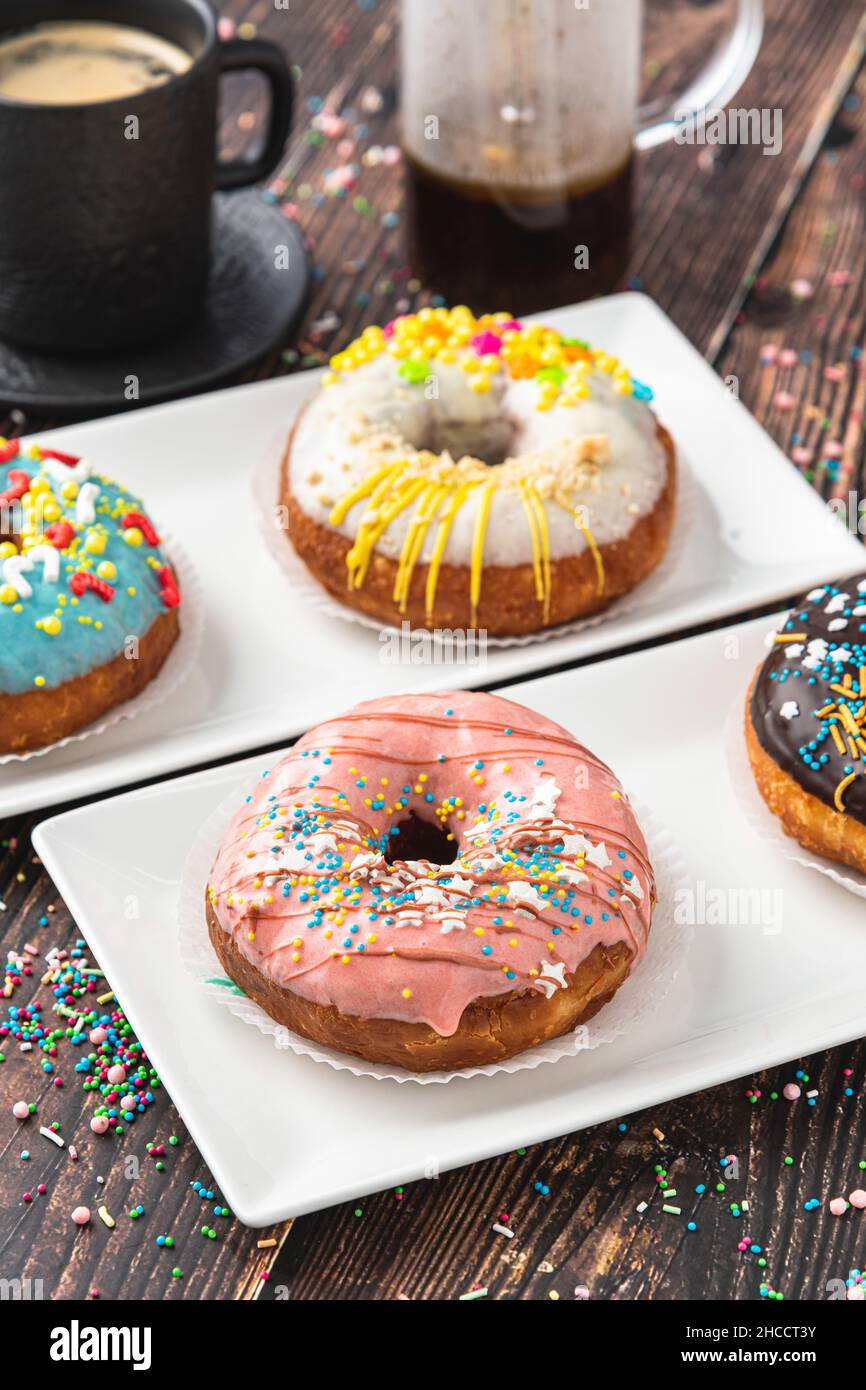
xmin=207 ymin=691 xmax=655 ymax=1037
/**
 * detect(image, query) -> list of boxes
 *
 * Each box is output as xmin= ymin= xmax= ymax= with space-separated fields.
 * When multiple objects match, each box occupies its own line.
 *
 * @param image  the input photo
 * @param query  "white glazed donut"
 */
xmin=281 ymin=308 xmax=676 ymax=636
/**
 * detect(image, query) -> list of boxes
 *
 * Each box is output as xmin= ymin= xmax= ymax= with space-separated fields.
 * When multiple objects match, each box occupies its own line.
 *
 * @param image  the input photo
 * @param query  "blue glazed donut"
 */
xmin=0 ymin=439 xmax=181 ymax=753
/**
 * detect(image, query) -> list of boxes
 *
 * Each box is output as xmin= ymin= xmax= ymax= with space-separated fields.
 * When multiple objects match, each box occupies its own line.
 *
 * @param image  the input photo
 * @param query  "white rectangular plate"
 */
xmin=33 ymin=613 xmax=866 ymax=1225
xmin=7 ymin=290 xmax=862 ymax=816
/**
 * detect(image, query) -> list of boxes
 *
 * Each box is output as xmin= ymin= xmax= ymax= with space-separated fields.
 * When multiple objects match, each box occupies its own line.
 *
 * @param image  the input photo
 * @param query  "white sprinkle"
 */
xmin=636 ymin=1201 xmax=648 ymax=1213
xmin=492 ymin=1223 xmax=514 ymax=1239
xmin=40 ymin=1126 xmax=64 ymax=1147
xmin=807 ymin=1089 xmax=818 ymax=1098
xmin=19 ymin=1043 xmax=32 ymax=1052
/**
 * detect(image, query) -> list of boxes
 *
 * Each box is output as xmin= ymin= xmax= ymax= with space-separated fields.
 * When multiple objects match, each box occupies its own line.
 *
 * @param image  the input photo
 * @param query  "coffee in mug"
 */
xmin=0 ymin=0 xmax=294 ymax=355
xmin=0 ymin=20 xmax=192 ymax=104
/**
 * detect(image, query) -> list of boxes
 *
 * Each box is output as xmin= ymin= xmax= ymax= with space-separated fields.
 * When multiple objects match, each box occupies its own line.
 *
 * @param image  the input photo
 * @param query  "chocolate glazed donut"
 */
xmin=746 ymin=574 xmax=866 ymax=873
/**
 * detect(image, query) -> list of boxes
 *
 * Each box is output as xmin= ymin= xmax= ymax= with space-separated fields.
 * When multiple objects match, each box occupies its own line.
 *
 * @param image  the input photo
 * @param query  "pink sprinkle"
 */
xmin=22 ymin=1192 xmax=32 ymax=1203
xmin=336 ymin=139 xmax=355 ymax=160
xmin=783 ymin=1083 xmax=801 ymax=1100
xmin=37 ymin=1184 xmax=46 ymax=1195
xmin=828 ymin=269 xmax=853 ymax=286
xmin=68 ymin=1146 xmax=78 ymax=1161
xmin=90 ymin=1115 xmax=110 ymax=1135
xmin=107 ymin=1065 xmax=126 ymax=1085
xmin=848 ymin=1285 xmax=865 ymax=1300
xmin=830 ymin=1197 xmax=848 ymax=1216
xmin=824 ymin=364 xmax=845 ymax=382
xmin=217 ymin=17 xmax=236 ymax=40
xmin=72 ymin=1205 xmax=91 ymax=1226
xmin=470 ymin=330 xmax=503 ymax=357
xmin=574 ymin=1285 xmax=590 ymax=1300
xmin=791 ymin=278 xmax=814 ymax=299
xmin=89 ymin=1027 xmax=107 ymax=1044
xmin=824 ymin=440 xmax=844 ymax=457
xmin=774 ymin=390 xmax=796 ymax=410
xmin=760 ymin=344 xmax=778 ymax=365
xmin=382 ymin=145 xmax=401 ymax=166
xmin=791 ymin=446 xmax=814 ymax=465
xmin=12 ymin=1100 xmax=29 ymax=1120
xmin=778 ymin=348 xmax=799 ymax=368
xmin=849 ymin=1189 xmax=866 ymax=1209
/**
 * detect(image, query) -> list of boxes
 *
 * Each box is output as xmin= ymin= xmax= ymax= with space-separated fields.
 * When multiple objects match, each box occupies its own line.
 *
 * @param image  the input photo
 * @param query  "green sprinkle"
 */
xmin=662 ymin=1204 xmax=681 ymax=1215
xmin=535 ymin=366 xmax=566 ymax=386
xmin=398 ymin=358 xmax=431 ymax=386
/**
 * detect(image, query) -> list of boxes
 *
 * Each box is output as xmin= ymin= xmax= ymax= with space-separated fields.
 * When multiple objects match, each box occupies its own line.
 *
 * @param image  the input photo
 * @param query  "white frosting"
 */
xmin=289 ymin=356 xmax=668 ymax=567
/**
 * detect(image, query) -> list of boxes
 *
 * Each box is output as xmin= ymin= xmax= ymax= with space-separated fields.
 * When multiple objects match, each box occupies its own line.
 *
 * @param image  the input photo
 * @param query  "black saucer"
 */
xmin=0 ymin=192 xmax=309 ymax=415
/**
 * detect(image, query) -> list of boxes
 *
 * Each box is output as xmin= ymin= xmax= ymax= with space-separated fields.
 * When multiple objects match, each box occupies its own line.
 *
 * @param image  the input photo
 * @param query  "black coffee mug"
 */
xmin=0 ymin=0 xmax=293 ymax=354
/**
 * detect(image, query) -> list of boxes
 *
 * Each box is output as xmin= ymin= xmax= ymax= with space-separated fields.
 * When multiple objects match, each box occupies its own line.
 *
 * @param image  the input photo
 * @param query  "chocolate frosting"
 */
xmin=749 ymin=574 xmax=866 ymax=823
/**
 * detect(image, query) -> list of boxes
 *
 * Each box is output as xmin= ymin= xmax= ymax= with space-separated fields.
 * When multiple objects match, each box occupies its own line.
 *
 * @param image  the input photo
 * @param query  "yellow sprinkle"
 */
xmin=834 ymin=771 xmax=856 ymax=812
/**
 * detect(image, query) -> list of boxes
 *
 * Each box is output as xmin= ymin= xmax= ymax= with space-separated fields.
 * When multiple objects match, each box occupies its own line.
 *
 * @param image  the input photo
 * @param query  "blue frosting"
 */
xmin=0 ymin=454 xmax=175 ymax=695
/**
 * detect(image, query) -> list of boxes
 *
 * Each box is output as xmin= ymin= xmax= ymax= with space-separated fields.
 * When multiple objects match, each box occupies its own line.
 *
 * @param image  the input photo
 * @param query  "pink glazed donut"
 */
xmin=206 ymin=690 xmax=655 ymax=1071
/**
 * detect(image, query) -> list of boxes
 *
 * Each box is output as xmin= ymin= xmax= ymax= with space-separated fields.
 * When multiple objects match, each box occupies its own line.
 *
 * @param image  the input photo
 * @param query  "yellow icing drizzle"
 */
xmin=555 ymin=489 xmax=605 ymax=597
xmin=393 ymin=483 xmax=447 ymax=612
xmin=470 ymin=481 xmax=496 ymax=625
xmin=425 ymin=482 xmax=474 ymax=623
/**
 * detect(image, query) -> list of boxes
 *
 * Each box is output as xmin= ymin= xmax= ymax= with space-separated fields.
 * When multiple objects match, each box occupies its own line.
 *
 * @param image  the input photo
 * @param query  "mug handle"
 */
xmin=635 ymin=0 xmax=764 ymax=151
xmin=215 ymin=38 xmax=294 ymax=189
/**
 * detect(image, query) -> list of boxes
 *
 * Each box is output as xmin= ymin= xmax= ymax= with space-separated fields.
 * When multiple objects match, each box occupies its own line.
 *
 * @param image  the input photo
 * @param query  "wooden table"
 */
xmin=2 ymin=0 xmax=866 ymax=1301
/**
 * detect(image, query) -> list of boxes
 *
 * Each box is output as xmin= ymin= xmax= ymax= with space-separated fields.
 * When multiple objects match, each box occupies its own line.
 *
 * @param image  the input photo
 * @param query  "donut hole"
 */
xmin=385 ymin=811 xmax=456 ymax=867
xmin=408 ymin=414 xmax=518 ymax=469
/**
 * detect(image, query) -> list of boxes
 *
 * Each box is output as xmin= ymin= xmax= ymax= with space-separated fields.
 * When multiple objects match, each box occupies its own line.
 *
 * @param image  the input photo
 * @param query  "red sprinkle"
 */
xmin=0 ymin=439 xmax=21 ymax=464
xmin=70 ymin=571 xmax=115 ymax=603
xmin=121 ymin=511 xmax=159 ymax=546
xmin=44 ymin=520 xmax=76 ymax=550
xmin=0 ymin=468 xmax=31 ymax=505
xmin=40 ymin=448 xmax=81 ymax=467
xmin=158 ymin=565 xmax=181 ymax=609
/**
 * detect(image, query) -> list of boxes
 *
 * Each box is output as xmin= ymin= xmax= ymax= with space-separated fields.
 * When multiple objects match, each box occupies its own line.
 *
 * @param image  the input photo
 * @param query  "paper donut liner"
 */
xmin=0 ymin=535 xmax=204 ymax=764
xmin=725 ymin=681 xmax=866 ymax=900
xmin=253 ymin=439 xmax=696 ymax=652
xmin=177 ymin=774 xmax=692 ymax=1085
